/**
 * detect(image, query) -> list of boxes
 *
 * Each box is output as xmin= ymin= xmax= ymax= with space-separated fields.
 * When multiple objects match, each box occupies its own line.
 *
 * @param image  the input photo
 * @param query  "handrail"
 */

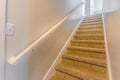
xmin=8 ymin=2 xmax=85 ymax=65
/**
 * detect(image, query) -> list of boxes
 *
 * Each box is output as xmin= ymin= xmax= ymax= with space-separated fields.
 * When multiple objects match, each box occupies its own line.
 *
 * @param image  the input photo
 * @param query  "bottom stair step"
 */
xmin=56 ymin=63 xmax=108 ymax=80
xmin=50 ymin=71 xmax=81 ymax=80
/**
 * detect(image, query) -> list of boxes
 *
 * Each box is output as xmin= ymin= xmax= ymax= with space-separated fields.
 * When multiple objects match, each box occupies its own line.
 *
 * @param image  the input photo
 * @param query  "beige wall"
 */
xmin=0 ymin=0 xmax=5 ymax=80
xmin=104 ymin=10 xmax=120 ymax=80
xmin=6 ymin=0 xmax=84 ymax=80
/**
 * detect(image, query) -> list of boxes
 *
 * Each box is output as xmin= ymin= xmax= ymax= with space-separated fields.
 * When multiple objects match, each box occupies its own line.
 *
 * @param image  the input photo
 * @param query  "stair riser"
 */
xmin=62 ymin=58 xmax=107 ymax=73
xmin=74 ymin=36 xmax=104 ymax=40
xmin=67 ymin=50 xmax=106 ymax=59
xmin=71 ymin=42 xmax=105 ymax=48
xmin=76 ymin=30 xmax=103 ymax=34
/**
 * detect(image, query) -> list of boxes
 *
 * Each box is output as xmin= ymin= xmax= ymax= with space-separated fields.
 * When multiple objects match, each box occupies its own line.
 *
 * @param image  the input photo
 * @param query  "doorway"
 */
xmin=85 ymin=0 xmax=103 ymax=16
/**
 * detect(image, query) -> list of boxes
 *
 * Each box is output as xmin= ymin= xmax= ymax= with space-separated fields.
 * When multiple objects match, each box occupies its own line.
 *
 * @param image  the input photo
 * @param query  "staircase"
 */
xmin=50 ymin=15 xmax=108 ymax=80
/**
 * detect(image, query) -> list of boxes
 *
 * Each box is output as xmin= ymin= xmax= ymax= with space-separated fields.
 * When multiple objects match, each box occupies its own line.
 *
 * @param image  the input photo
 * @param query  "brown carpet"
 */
xmin=50 ymin=15 xmax=109 ymax=80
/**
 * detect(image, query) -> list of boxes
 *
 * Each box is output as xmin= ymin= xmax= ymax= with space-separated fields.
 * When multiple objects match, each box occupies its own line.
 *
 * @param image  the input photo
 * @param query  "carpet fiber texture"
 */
xmin=50 ymin=15 xmax=109 ymax=80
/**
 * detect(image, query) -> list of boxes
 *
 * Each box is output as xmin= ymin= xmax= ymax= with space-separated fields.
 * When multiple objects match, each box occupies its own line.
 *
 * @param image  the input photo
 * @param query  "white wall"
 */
xmin=104 ymin=10 xmax=120 ymax=80
xmin=85 ymin=0 xmax=91 ymax=16
xmin=0 ymin=0 xmax=5 ymax=80
xmin=103 ymin=0 xmax=120 ymax=12
xmin=93 ymin=0 xmax=103 ymax=14
xmin=6 ymin=0 xmax=84 ymax=80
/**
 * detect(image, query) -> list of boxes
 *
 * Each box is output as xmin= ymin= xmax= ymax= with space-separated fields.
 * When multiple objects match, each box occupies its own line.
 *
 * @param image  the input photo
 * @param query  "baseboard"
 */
xmin=102 ymin=13 xmax=113 ymax=80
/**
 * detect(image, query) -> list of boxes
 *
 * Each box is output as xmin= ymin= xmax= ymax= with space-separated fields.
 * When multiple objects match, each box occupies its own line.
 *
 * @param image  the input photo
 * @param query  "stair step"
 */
xmin=50 ymin=71 xmax=80 ymax=80
xmin=76 ymin=29 xmax=103 ymax=34
xmin=80 ymin=24 xmax=102 ymax=28
xmin=56 ymin=63 xmax=107 ymax=80
xmin=82 ymin=19 xmax=102 ymax=23
xmin=83 ymin=18 xmax=102 ymax=22
xmin=74 ymin=34 xmax=104 ymax=40
xmin=77 ymin=28 xmax=103 ymax=31
xmin=80 ymin=22 xmax=102 ymax=26
xmin=78 ymin=26 xmax=103 ymax=30
xmin=62 ymin=54 xmax=107 ymax=73
xmin=83 ymin=18 xmax=102 ymax=21
xmin=67 ymin=46 xmax=105 ymax=53
xmin=63 ymin=53 xmax=107 ymax=67
xmin=71 ymin=40 xmax=105 ymax=48
xmin=71 ymin=40 xmax=104 ymax=43
xmin=67 ymin=50 xmax=106 ymax=59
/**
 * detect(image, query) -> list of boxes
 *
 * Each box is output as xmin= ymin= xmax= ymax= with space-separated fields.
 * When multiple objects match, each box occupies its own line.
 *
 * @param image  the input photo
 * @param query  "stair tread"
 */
xmin=56 ymin=63 xmax=107 ymax=80
xmin=74 ymin=34 xmax=104 ymax=36
xmin=83 ymin=18 xmax=102 ymax=21
xmin=81 ymin=21 xmax=102 ymax=24
xmin=80 ymin=24 xmax=102 ymax=27
xmin=71 ymin=40 xmax=104 ymax=43
xmin=63 ymin=53 xmax=107 ymax=67
xmin=77 ymin=29 xmax=103 ymax=31
xmin=82 ymin=20 xmax=102 ymax=23
xmin=67 ymin=46 xmax=105 ymax=53
xmin=80 ymin=23 xmax=102 ymax=26
xmin=79 ymin=25 xmax=102 ymax=28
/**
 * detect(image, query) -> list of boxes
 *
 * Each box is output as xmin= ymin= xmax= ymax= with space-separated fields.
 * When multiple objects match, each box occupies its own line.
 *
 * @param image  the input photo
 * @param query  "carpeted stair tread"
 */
xmin=76 ymin=30 xmax=103 ymax=35
xmin=80 ymin=22 xmax=102 ymax=26
xmin=74 ymin=34 xmax=104 ymax=40
xmin=74 ymin=34 xmax=103 ymax=36
xmin=80 ymin=23 xmax=102 ymax=26
xmin=67 ymin=46 xmax=105 ymax=53
xmin=71 ymin=40 xmax=104 ymax=43
xmin=50 ymin=71 xmax=80 ymax=80
xmin=62 ymin=53 xmax=107 ymax=67
xmin=80 ymin=24 xmax=102 ymax=28
xmin=56 ymin=63 xmax=107 ymax=80
xmin=78 ymin=26 xmax=103 ymax=29
xmin=77 ymin=28 xmax=103 ymax=31
xmin=70 ymin=40 xmax=105 ymax=48
xmin=82 ymin=19 xmax=102 ymax=23
xmin=83 ymin=18 xmax=102 ymax=21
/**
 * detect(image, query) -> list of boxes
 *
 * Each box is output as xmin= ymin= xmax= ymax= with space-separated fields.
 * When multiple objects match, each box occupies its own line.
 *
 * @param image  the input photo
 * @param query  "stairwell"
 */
xmin=50 ymin=15 xmax=109 ymax=80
